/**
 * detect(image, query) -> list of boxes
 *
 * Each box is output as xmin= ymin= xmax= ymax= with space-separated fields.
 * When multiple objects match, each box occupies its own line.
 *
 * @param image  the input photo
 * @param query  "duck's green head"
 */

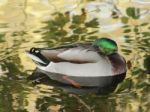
xmin=93 ymin=38 xmax=118 ymax=55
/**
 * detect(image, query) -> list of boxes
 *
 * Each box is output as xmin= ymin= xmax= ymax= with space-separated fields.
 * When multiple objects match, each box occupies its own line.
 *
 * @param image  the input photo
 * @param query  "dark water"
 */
xmin=0 ymin=0 xmax=149 ymax=112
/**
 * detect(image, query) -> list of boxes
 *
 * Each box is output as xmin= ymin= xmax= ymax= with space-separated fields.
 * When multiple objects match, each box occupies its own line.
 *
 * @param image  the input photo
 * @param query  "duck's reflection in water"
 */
xmin=27 ymin=68 xmax=126 ymax=95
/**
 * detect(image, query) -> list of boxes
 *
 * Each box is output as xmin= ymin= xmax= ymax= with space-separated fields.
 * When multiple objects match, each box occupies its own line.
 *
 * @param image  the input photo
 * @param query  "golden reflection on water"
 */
xmin=0 ymin=0 xmax=149 ymax=112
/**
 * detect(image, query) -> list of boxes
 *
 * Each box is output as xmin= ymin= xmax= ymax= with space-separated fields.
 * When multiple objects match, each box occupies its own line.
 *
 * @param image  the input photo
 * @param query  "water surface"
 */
xmin=0 ymin=0 xmax=149 ymax=112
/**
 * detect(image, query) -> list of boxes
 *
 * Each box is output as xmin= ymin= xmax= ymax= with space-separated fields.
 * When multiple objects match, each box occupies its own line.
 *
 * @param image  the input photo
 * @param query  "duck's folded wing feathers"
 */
xmin=40 ymin=43 xmax=100 ymax=63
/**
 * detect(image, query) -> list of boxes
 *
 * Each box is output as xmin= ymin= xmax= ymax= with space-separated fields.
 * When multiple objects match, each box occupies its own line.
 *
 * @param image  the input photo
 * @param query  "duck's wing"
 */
xmin=27 ymin=43 xmax=100 ymax=64
xmin=41 ymin=43 xmax=101 ymax=63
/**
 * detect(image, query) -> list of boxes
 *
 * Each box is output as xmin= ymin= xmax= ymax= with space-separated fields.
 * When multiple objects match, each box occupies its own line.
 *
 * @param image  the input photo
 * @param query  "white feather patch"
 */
xmin=37 ymin=58 xmax=115 ymax=77
xmin=57 ymin=48 xmax=101 ymax=62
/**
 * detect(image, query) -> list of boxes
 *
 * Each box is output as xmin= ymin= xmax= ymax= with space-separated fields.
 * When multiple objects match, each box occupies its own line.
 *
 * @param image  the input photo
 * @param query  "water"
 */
xmin=0 ymin=0 xmax=149 ymax=112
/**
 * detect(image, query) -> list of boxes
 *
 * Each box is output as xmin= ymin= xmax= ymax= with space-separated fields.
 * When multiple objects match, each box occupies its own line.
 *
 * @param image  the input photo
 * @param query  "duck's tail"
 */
xmin=26 ymin=47 xmax=50 ymax=66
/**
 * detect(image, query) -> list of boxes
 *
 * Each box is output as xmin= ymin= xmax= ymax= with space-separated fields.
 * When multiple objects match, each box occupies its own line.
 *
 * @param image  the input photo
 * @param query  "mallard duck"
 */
xmin=26 ymin=38 xmax=126 ymax=88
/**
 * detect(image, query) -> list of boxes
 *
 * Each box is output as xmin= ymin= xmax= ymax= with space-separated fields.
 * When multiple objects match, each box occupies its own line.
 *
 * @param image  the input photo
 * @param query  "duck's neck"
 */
xmin=108 ymin=53 xmax=126 ymax=75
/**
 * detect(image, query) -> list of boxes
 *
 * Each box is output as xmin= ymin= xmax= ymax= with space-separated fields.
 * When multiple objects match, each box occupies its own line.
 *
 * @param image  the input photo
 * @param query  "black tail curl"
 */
xmin=29 ymin=47 xmax=50 ymax=66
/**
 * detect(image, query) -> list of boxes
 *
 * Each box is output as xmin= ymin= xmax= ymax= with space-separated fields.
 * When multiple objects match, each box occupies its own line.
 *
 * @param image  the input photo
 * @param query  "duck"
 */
xmin=26 ymin=38 xmax=126 ymax=88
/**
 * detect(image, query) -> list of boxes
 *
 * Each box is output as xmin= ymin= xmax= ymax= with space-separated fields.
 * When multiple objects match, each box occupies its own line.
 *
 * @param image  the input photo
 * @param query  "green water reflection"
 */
xmin=0 ymin=0 xmax=149 ymax=112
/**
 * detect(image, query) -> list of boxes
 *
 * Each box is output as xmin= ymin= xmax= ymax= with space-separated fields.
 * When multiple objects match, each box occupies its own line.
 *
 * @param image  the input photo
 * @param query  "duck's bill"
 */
xmin=26 ymin=51 xmax=48 ymax=66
